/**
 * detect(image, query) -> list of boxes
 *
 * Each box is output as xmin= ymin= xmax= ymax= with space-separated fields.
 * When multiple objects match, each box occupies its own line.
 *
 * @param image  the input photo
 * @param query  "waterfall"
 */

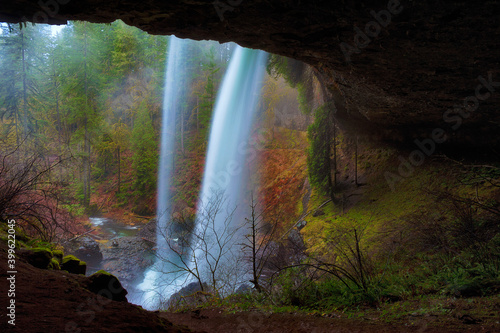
xmin=193 ymin=47 xmax=268 ymax=292
xmin=132 ymin=43 xmax=267 ymax=309
xmin=133 ymin=36 xmax=188 ymax=310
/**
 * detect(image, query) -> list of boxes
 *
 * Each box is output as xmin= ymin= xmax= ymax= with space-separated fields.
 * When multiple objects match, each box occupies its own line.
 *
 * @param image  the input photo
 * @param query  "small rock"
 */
xmin=312 ymin=209 xmax=325 ymax=217
xmin=296 ymin=220 xmax=307 ymax=230
xmin=191 ymin=309 xmax=208 ymax=319
xmin=235 ymin=283 xmax=252 ymax=294
xmin=459 ymin=314 xmax=481 ymax=325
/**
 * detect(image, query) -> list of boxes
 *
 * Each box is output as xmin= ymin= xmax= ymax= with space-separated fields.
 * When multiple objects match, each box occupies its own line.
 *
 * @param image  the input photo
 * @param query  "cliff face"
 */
xmin=1 ymin=0 xmax=500 ymax=147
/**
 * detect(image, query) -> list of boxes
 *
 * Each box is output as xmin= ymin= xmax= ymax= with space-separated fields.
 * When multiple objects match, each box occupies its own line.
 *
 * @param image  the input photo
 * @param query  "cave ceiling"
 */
xmin=1 ymin=0 xmax=500 ymax=146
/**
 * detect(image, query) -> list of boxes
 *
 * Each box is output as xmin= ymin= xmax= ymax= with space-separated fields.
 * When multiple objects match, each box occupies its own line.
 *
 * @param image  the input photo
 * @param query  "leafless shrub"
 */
xmin=154 ymin=190 xmax=245 ymax=299
xmin=0 ymin=140 xmax=78 ymax=241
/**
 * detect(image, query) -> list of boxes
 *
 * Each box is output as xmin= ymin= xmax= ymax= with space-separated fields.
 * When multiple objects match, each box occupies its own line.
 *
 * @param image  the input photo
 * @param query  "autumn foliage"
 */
xmin=255 ymin=128 xmax=309 ymax=230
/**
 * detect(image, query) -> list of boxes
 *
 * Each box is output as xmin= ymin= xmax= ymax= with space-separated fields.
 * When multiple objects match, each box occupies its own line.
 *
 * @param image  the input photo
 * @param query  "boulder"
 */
xmin=168 ymin=282 xmax=213 ymax=309
xmin=19 ymin=247 xmax=53 ymax=269
xmin=61 ymin=255 xmax=87 ymax=275
xmin=235 ymin=283 xmax=252 ymax=294
xmin=70 ymin=236 xmax=103 ymax=268
xmin=100 ymin=236 xmax=154 ymax=289
xmin=85 ymin=270 xmax=128 ymax=302
xmin=137 ymin=218 xmax=157 ymax=244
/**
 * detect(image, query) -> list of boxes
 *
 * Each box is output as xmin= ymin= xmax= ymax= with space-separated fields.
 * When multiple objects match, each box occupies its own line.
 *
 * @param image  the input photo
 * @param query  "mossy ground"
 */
xmin=269 ymin=139 xmax=499 ymax=327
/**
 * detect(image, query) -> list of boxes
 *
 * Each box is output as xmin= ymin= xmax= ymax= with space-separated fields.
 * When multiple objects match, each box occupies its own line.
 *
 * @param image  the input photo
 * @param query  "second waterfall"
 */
xmin=193 ymin=47 xmax=268 ymax=294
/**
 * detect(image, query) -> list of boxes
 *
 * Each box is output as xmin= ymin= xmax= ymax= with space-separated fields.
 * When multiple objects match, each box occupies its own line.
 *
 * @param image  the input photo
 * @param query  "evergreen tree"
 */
xmin=131 ymin=100 xmax=158 ymax=198
xmin=0 ymin=24 xmax=44 ymax=144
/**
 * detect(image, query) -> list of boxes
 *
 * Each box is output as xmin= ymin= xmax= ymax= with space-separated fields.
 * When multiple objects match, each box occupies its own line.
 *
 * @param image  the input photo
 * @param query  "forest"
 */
xmin=0 ymin=18 xmax=499 ymax=333
xmin=0 ymin=21 xmax=233 ymax=236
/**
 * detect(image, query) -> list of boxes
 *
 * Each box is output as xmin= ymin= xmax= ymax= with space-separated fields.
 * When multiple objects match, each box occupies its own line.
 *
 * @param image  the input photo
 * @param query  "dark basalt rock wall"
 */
xmin=1 ymin=0 xmax=500 ymax=147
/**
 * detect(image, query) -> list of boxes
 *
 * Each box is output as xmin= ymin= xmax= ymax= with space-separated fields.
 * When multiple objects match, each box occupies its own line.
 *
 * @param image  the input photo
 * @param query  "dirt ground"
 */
xmin=0 ymin=243 xmax=191 ymax=333
xmin=162 ymin=308 xmax=499 ymax=333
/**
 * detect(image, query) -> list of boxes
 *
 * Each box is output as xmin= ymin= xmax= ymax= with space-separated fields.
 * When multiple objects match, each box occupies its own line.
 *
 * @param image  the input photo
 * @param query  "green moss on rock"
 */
xmin=61 ymin=255 xmax=87 ymax=275
xmin=93 ymin=269 xmax=113 ymax=276
xmin=48 ymin=258 xmax=60 ymax=270
xmin=52 ymin=250 xmax=64 ymax=263
xmin=85 ymin=270 xmax=128 ymax=302
xmin=21 ymin=247 xmax=53 ymax=269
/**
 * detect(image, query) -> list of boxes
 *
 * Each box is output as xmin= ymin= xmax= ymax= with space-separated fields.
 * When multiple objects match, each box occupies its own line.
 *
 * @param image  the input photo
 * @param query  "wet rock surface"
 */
xmin=99 ymin=236 xmax=155 ymax=290
xmin=169 ymin=282 xmax=213 ymax=309
xmin=64 ymin=236 xmax=103 ymax=268
xmin=136 ymin=218 xmax=157 ymax=243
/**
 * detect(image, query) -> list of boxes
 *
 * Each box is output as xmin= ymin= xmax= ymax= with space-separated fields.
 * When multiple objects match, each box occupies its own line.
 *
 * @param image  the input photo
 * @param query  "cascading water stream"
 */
xmin=193 ymin=47 xmax=268 ymax=290
xmin=132 ymin=36 xmax=188 ymax=310
xmin=132 ymin=43 xmax=267 ymax=310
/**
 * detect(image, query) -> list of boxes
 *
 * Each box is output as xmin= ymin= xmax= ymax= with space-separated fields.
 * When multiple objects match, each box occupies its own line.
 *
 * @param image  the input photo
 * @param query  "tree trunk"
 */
xmin=54 ymin=59 xmax=61 ymax=153
xmin=82 ymin=22 xmax=91 ymax=208
xmin=21 ymin=30 xmax=28 ymax=137
xmin=87 ymin=129 xmax=91 ymax=206
xmin=354 ymin=135 xmax=358 ymax=186
xmin=83 ymin=119 xmax=89 ymax=206
xmin=181 ymin=103 xmax=185 ymax=156
xmin=117 ymin=146 xmax=121 ymax=194
xmin=14 ymin=104 xmax=20 ymax=146
xmin=248 ymin=195 xmax=263 ymax=293
xmin=332 ymin=121 xmax=337 ymax=188
xmin=196 ymin=97 xmax=199 ymax=131
xmin=251 ymin=211 xmax=262 ymax=292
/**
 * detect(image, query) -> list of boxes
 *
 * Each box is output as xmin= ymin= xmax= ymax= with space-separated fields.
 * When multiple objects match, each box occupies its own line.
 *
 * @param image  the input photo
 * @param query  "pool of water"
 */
xmin=89 ymin=217 xmax=139 ymax=239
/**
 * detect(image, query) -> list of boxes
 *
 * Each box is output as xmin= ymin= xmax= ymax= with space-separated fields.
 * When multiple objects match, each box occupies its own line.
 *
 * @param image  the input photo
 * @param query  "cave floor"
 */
xmin=162 ymin=307 xmax=499 ymax=333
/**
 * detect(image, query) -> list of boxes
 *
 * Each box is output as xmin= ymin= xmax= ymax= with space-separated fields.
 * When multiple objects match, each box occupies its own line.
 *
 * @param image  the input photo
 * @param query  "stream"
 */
xmin=79 ymin=217 xmax=154 ymax=297
xmin=88 ymin=217 xmax=140 ymax=239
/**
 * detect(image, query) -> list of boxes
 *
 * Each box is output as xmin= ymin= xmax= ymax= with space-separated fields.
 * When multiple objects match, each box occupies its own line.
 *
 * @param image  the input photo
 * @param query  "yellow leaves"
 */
xmin=111 ymin=121 xmax=130 ymax=148
xmin=0 ymin=116 xmax=18 ymax=146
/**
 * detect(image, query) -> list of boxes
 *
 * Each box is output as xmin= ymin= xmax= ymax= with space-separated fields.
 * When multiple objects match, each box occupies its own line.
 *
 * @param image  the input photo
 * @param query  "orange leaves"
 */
xmin=256 ymin=147 xmax=308 ymax=229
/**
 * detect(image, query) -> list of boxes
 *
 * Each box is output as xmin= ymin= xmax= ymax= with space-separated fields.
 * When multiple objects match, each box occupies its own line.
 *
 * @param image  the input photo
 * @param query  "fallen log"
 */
xmin=63 ymin=229 xmax=96 ymax=244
